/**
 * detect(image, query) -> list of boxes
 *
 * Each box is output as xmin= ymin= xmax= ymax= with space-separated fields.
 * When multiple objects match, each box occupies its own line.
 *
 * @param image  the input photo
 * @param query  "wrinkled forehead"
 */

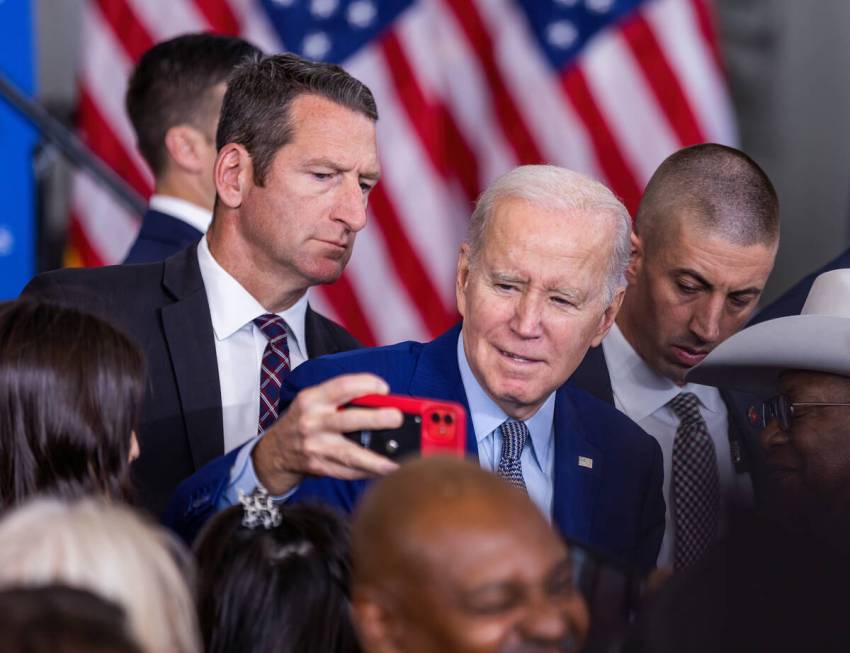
xmin=780 ymin=370 xmax=850 ymax=401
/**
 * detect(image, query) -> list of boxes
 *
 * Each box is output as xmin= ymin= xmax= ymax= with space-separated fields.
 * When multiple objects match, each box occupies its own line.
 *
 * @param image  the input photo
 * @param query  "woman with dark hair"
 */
xmin=0 ymin=300 xmax=145 ymax=508
xmin=194 ymin=495 xmax=361 ymax=653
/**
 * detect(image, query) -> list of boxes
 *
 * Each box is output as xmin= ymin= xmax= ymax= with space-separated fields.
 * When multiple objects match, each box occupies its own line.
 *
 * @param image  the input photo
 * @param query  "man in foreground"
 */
xmin=351 ymin=457 xmax=590 ymax=653
xmin=23 ymin=54 xmax=397 ymax=514
xmin=570 ymin=143 xmax=779 ymax=569
xmin=168 ymin=164 xmax=665 ymax=571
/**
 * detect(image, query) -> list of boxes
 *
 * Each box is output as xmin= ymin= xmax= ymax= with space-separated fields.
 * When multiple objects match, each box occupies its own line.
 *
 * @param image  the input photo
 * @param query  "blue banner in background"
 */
xmin=0 ymin=0 xmax=37 ymax=298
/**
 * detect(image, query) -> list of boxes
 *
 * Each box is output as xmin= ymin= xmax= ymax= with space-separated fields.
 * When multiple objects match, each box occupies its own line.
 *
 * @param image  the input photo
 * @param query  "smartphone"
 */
xmin=342 ymin=394 xmax=466 ymax=460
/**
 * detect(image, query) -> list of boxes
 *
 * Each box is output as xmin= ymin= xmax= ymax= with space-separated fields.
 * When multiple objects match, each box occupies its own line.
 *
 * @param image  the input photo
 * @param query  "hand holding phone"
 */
xmin=343 ymin=394 xmax=466 ymax=460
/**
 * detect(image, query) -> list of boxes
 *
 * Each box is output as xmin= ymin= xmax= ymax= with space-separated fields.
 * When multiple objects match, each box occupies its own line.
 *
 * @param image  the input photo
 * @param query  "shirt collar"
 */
xmin=149 ymin=194 xmax=212 ymax=234
xmin=196 ymin=236 xmax=309 ymax=353
xmin=456 ymin=330 xmax=555 ymax=466
xmin=602 ymin=322 xmax=724 ymax=422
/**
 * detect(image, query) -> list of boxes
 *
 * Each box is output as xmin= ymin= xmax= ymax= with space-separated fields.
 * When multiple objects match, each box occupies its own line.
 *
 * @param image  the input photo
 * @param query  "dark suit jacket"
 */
xmin=21 ymin=245 xmax=360 ymax=515
xmin=569 ymin=345 xmax=765 ymax=500
xmin=750 ymin=247 xmax=850 ymax=324
xmin=122 ymin=208 xmax=204 ymax=264
xmin=165 ymin=325 xmax=666 ymax=571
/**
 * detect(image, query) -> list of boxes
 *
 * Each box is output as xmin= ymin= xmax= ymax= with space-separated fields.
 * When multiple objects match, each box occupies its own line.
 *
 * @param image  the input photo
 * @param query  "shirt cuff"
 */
xmin=218 ymin=437 xmax=297 ymax=510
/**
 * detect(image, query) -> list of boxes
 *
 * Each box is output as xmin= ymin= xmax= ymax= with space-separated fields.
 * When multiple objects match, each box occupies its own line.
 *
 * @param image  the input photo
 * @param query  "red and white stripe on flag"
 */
xmin=69 ymin=0 xmax=735 ymax=346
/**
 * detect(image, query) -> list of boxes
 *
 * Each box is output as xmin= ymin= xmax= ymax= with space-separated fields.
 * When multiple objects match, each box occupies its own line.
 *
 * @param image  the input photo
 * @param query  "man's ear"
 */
xmin=455 ymin=243 xmax=471 ymax=319
xmin=625 ymin=231 xmax=643 ymax=286
xmin=590 ymin=286 xmax=625 ymax=348
xmin=163 ymin=124 xmax=209 ymax=174
xmin=214 ymin=143 xmax=251 ymax=209
xmin=352 ymin=592 xmax=403 ymax=653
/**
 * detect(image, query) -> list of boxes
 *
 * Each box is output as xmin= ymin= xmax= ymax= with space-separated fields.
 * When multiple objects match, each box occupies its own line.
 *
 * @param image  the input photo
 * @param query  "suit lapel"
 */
xmin=407 ymin=324 xmax=478 ymax=455
xmin=551 ymin=387 xmax=604 ymax=543
xmin=304 ymin=306 xmax=346 ymax=357
xmin=160 ymin=246 xmax=224 ymax=469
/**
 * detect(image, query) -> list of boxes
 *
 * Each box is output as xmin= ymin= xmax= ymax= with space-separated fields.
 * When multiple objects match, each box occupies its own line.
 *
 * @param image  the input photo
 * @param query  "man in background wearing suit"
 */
xmin=122 ymin=33 xmax=260 ymax=263
xmin=570 ymin=143 xmax=779 ymax=571
xmin=167 ymin=165 xmax=666 ymax=572
xmin=23 ymin=54 xmax=397 ymax=514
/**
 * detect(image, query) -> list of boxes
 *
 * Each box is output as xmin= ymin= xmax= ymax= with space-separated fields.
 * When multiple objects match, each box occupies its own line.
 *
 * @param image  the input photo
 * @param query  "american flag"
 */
xmin=69 ymin=0 xmax=735 ymax=346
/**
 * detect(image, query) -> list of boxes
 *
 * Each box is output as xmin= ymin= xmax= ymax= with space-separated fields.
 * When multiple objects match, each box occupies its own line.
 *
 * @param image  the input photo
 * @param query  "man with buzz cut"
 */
xmin=570 ymin=143 xmax=780 ymax=571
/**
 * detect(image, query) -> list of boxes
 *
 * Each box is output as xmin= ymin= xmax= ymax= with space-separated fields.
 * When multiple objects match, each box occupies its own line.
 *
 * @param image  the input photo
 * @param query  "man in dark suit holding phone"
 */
xmin=166 ymin=165 xmax=665 ymax=572
xmin=22 ymin=54 xmax=400 ymax=515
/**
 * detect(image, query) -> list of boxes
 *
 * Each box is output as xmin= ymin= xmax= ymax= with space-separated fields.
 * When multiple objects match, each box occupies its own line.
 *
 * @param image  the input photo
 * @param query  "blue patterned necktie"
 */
xmin=497 ymin=419 xmax=529 ymax=490
xmin=253 ymin=314 xmax=290 ymax=435
xmin=668 ymin=392 xmax=720 ymax=570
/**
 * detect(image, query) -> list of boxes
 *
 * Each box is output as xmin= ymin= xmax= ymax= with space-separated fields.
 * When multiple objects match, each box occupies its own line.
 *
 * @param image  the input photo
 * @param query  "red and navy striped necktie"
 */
xmin=254 ymin=314 xmax=290 ymax=434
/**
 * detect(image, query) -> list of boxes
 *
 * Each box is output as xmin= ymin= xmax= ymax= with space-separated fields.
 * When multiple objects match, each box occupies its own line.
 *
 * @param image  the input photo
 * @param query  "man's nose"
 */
xmin=689 ymin=295 xmax=724 ymax=344
xmin=759 ymin=416 xmax=790 ymax=450
xmin=517 ymin=596 xmax=572 ymax=649
xmin=333 ymin=177 xmax=368 ymax=232
xmin=512 ymin=293 xmax=544 ymax=338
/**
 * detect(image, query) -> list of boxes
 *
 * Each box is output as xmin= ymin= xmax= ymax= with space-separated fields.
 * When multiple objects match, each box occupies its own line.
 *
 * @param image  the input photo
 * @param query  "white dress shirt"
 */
xmin=197 ymin=235 xmax=309 ymax=453
xmin=601 ymin=323 xmax=751 ymax=567
xmin=148 ymin=194 xmax=213 ymax=234
xmin=457 ymin=331 xmax=556 ymax=519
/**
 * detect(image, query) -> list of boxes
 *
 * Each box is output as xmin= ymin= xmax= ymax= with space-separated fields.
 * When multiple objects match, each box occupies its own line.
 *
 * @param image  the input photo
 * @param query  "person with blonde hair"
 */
xmin=0 ymin=497 xmax=201 ymax=653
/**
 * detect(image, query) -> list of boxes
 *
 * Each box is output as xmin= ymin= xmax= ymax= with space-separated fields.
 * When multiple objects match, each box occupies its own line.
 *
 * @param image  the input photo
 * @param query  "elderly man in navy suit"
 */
xmin=167 ymin=164 xmax=665 ymax=572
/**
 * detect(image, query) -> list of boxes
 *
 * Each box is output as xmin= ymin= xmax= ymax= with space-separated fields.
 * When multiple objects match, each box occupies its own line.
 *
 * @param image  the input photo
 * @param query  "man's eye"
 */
xmin=312 ymin=172 xmax=333 ymax=180
xmin=360 ymin=182 xmax=374 ymax=193
xmin=551 ymin=296 xmax=573 ymax=307
xmin=463 ymin=593 xmax=519 ymax=615
xmin=495 ymin=283 xmax=516 ymax=291
xmin=728 ymin=296 xmax=752 ymax=309
xmin=677 ymin=282 xmax=699 ymax=294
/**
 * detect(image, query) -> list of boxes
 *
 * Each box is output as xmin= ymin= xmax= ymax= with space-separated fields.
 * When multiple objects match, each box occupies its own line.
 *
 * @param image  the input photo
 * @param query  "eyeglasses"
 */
xmin=761 ymin=394 xmax=850 ymax=431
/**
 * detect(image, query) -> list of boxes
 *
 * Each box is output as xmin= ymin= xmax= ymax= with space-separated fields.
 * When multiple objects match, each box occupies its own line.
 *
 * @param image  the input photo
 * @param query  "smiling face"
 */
xmin=456 ymin=197 xmax=622 ymax=420
xmin=759 ymin=371 xmax=850 ymax=530
xmin=618 ymin=218 xmax=776 ymax=385
xmin=234 ymin=93 xmax=380 ymax=289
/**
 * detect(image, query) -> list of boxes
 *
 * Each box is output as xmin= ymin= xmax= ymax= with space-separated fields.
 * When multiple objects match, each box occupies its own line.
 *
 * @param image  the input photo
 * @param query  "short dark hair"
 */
xmin=217 ymin=53 xmax=378 ymax=185
xmin=637 ymin=143 xmax=780 ymax=251
xmin=194 ymin=502 xmax=360 ymax=653
xmin=125 ymin=32 xmax=261 ymax=177
xmin=0 ymin=585 xmax=142 ymax=653
xmin=0 ymin=301 xmax=146 ymax=508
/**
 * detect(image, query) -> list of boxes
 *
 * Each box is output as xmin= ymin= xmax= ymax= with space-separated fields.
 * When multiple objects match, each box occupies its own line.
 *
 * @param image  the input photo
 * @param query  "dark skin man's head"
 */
xmin=759 ymin=370 xmax=850 ymax=546
xmin=351 ymin=457 xmax=589 ymax=653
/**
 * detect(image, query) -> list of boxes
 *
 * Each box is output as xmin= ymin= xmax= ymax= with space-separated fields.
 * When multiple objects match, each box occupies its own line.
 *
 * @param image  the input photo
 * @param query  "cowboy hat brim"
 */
xmin=685 ymin=314 xmax=850 ymax=395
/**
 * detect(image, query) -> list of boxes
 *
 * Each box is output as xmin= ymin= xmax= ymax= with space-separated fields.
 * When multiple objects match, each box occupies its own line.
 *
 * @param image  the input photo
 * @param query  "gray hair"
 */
xmin=466 ymin=165 xmax=632 ymax=306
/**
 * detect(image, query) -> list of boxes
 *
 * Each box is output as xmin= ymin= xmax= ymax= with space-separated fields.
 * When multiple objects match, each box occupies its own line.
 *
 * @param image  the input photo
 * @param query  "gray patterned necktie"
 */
xmin=497 ymin=419 xmax=529 ymax=490
xmin=668 ymin=392 xmax=721 ymax=570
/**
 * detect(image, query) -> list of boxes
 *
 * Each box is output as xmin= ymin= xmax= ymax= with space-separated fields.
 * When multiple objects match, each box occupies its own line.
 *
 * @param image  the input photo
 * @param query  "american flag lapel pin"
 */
xmin=578 ymin=456 xmax=593 ymax=469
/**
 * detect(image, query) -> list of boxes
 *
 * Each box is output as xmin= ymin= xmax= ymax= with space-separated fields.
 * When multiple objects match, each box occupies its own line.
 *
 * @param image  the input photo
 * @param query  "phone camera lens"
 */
xmin=430 ymin=412 xmax=440 ymax=423
xmin=443 ymin=413 xmax=454 ymax=424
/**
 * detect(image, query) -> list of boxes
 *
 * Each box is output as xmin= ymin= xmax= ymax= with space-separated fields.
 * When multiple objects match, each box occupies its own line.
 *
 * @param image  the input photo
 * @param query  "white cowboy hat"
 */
xmin=686 ymin=268 xmax=850 ymax=395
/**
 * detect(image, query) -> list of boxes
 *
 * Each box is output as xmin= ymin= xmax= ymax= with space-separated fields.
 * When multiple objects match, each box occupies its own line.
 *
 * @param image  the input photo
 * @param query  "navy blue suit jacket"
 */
xmin=123 ymin=209 xmax=203 ymax=264
xmin=165 ymin=325 xmax=665 ymax=571
xmin=750 ymin=247 xmax=850 ymax=324
xmin=569 ymin=345 xmax=766 ymax=501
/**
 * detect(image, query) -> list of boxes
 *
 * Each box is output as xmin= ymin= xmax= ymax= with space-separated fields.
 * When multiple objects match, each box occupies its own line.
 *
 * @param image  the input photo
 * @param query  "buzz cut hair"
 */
xmin=636 ymin=143 xmax=779 ymax=252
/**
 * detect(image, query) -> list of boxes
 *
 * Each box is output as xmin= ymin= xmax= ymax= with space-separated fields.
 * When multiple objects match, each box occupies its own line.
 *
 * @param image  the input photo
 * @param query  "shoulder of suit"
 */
xmin=560 ymin=382 xmax=658 ymax=449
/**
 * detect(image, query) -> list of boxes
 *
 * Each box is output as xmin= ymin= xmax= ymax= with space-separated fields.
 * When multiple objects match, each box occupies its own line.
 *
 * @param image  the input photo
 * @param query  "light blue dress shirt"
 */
xmin=220 ymin=331 xmax=558 ymax=515
xmin=456 ymin=333 xmax=556 ymax=519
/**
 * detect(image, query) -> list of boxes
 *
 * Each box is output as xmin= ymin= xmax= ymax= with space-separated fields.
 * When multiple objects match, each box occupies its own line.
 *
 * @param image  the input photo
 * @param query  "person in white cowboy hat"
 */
xmin=687 ymin=268 xmax=850 ymax=544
